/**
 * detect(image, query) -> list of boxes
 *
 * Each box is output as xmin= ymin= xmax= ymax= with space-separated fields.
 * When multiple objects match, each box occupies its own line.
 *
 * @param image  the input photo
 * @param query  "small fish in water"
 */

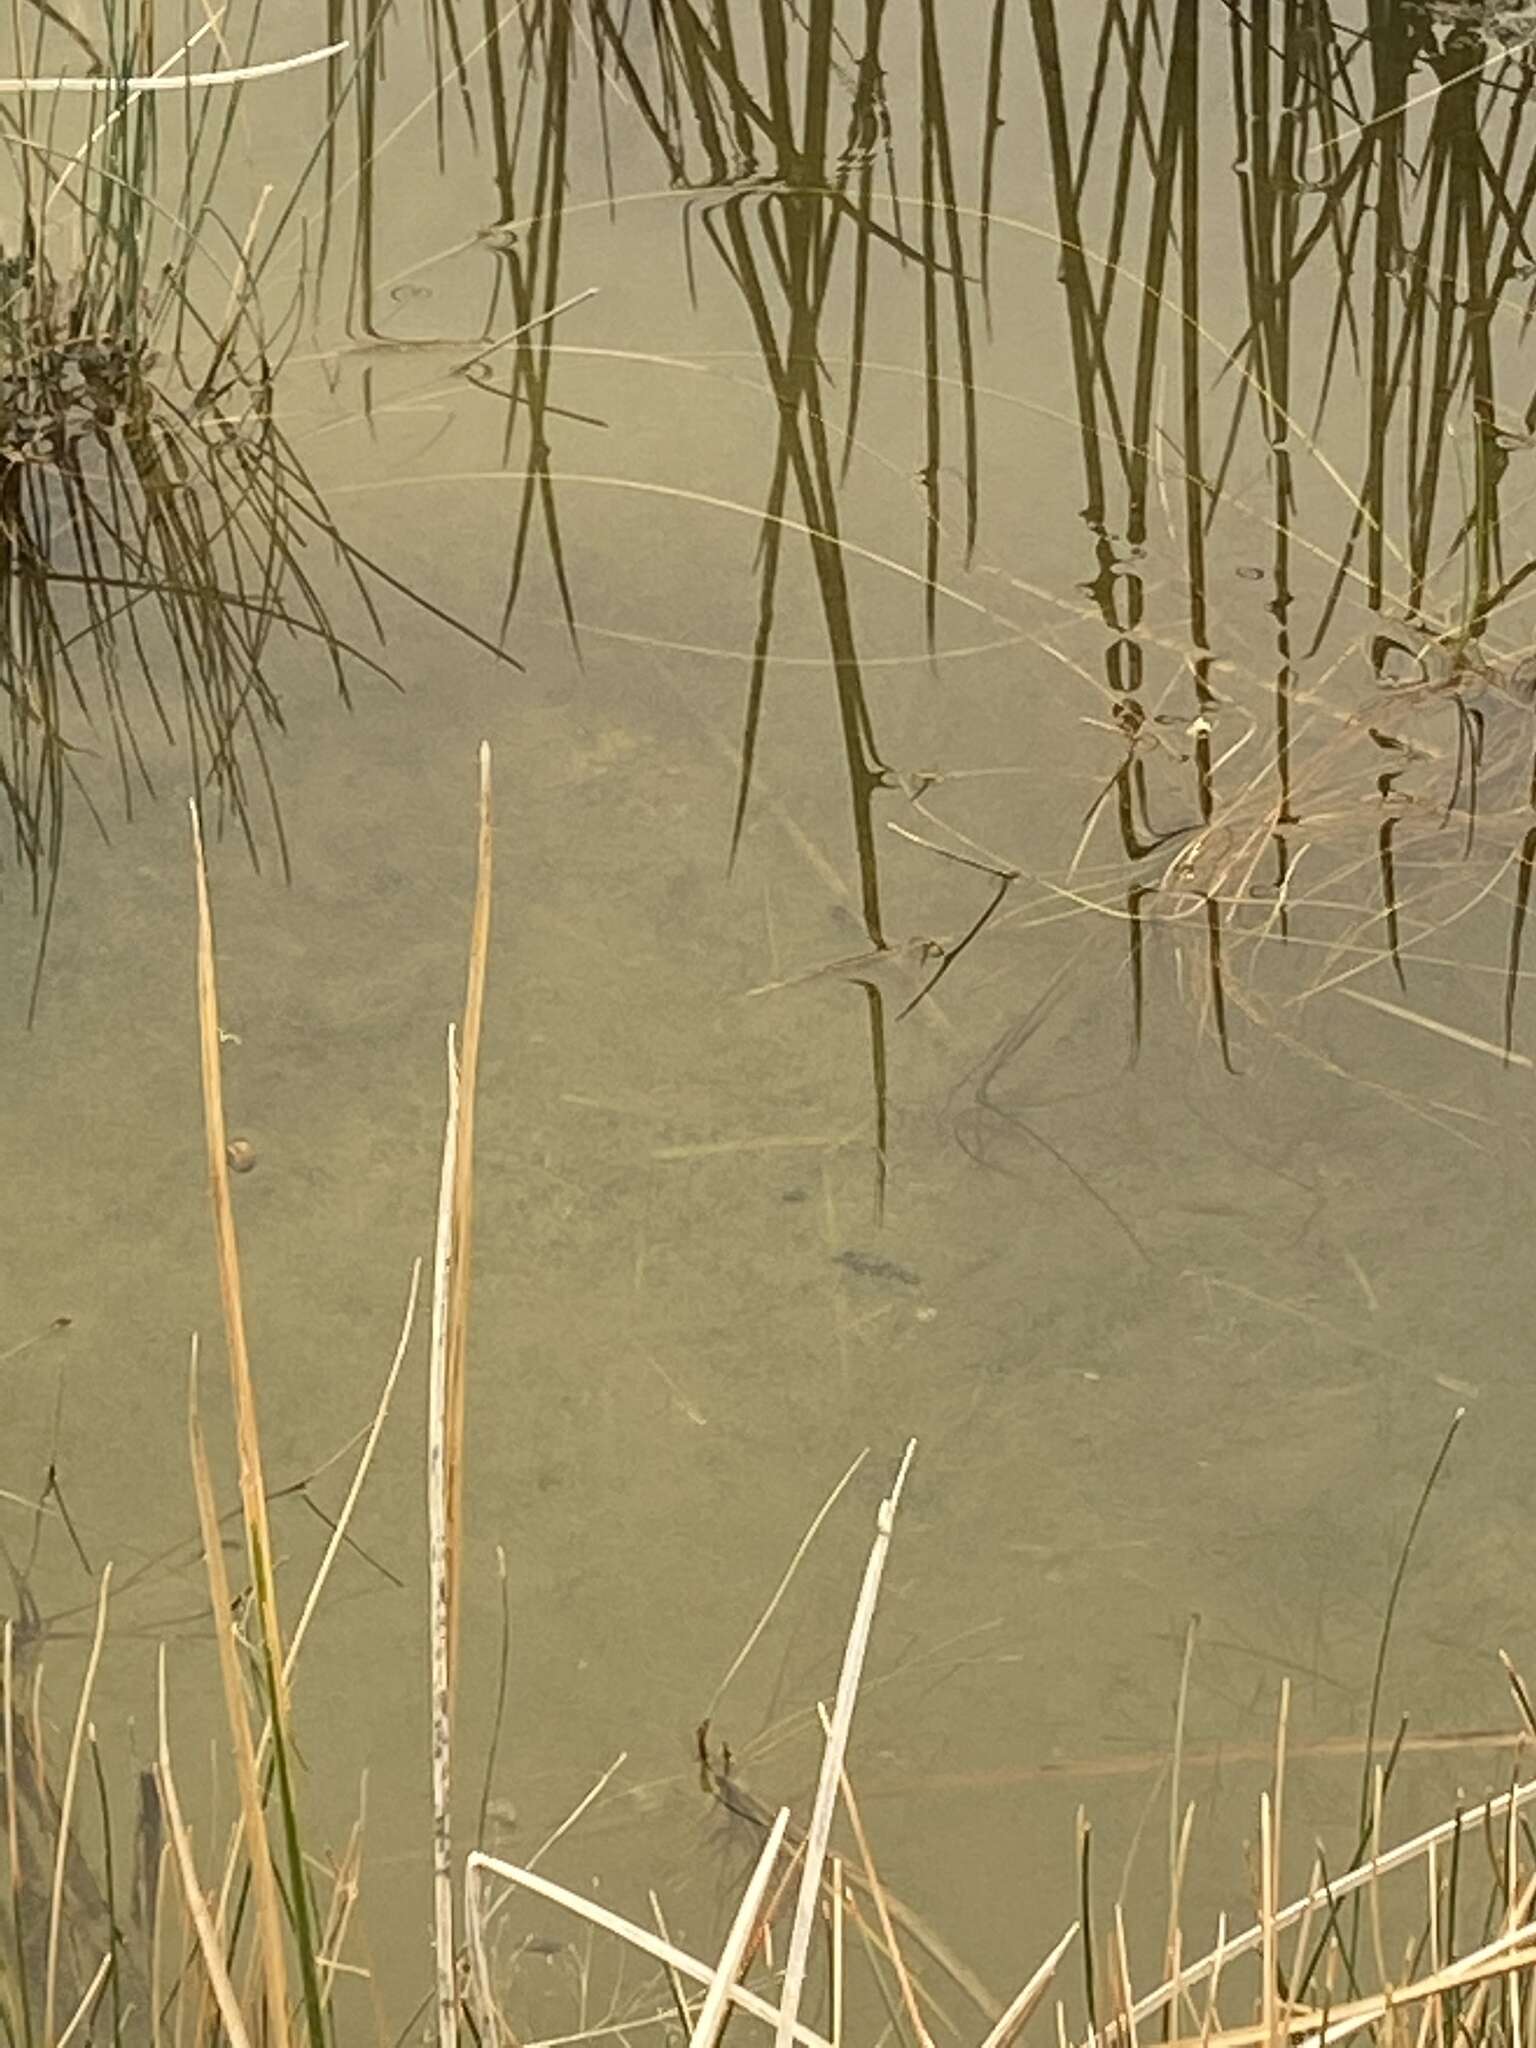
xmin=833 ymin=1248 xmax=920 ymax=1287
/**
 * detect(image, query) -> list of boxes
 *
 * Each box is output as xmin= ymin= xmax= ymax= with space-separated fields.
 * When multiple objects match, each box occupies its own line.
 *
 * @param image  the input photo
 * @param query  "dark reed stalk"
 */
xmin=1027 ymin=0 xmax=1116 ymax=529
xmin=84 ymin=1733 xmax=123 ymax=2048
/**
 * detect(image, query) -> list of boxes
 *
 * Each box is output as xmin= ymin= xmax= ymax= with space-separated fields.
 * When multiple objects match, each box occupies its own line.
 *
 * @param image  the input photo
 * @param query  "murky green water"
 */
xmin=6 ymin=2 xmax=1536 ymax=2040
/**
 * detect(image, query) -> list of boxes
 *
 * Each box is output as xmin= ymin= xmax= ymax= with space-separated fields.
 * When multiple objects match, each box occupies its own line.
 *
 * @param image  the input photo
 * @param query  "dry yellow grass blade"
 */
xmin=51 ymin=1951 xmax=111 ymax=2048
xmin=155 ymin=1646 xmax=255 ymax=2048
xmin=1125 ymin=1777 xmax=1536 ymax=2036
xmin=187 ymin=1335 xmax=292 ymax=2048
xmin=703 ymin=1451 xmax=867 ymax=1724
xmin=42 ymin=1563 xmax=110 ymax=2048
xmin=773 ymin=1441 xmax=916 ymax=2048
xmin=428 ymin=1025 xmax=463 ymax=2048
xmin=286 ymin=1261 xmax=422 ymax=1679
xmin=445 ymin=741 xmax=493 ymax=1716
xmin=188 ymin=800 xmax=289 ymax=1731
xmin=316 ymin=1795 xmax=366 ymax=2005
xmin=979 ymin=1922 xmax=1079 ymax=2048
xmin=1335 ymin=987 xmax=1535 ymax=1068
xmin=188 ymin=1260 xmax=418 ymax=2040
xmin=1158 ymin=1924 xmax=1536 ymax=2048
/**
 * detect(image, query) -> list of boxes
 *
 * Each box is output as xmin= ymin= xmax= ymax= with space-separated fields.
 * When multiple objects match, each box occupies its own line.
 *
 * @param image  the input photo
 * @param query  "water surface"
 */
xmin=4 ymin=3 xmax=1536 ymax=2035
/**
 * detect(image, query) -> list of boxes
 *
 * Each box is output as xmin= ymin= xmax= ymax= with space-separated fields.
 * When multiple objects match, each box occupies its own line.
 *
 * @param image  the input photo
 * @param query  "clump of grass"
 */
xmin=0 ymin=10 xmax=517 ymax=1008
xmin=2 ymin=27 xmax=306 ymax=921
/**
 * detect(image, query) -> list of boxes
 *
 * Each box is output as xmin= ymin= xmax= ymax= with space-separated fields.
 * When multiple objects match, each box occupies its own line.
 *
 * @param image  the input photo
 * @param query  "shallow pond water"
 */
xmin=6 ymin=3 xmax=1536 ymax=2039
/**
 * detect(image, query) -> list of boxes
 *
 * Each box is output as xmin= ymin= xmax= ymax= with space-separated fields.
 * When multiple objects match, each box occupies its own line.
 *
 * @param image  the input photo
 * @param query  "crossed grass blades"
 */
xmin=6 ymin=759 xmax=1536 ymax=2048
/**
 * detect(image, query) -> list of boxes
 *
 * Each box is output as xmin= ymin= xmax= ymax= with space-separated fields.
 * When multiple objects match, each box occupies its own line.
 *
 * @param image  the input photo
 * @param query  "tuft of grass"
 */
xmin=0 ymin=8 xmax=521 ymax=1008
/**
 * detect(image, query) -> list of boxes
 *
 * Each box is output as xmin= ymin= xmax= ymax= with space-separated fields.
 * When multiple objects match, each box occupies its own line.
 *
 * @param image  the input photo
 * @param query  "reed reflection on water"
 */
xmin=7 ymin=3 xmax=1536 ymax=2043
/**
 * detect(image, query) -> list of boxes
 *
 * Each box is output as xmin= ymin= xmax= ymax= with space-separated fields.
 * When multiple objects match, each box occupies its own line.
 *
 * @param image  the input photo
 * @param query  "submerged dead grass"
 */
xmin=2 ymin=753 xmax=1536 ymax=2048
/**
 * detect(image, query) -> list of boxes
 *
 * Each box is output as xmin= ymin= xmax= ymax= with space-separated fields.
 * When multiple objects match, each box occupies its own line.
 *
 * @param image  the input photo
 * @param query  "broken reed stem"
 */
xmin=1454 ymin=1872 xmax=1536 ymax=2048
xmin=428 ymin=1025 xmax=462 ymax=2048
xmin=773 ymin=1440 xmax=917 ymax=2048
xmin=1260 ymin=1795 xmax=1277 ymax=2048
xmin=1161 ymin=1923 xmax=1536 ymax=2048
xmin=429 ymin=742 xmax=493 ymax=2048
xmin=1263 ymin=1683 xmax=1290 ymax=2048
xmin=981 ymin=1922 xmax=1080 ymax=2048
xmin=445 ymin=740 xmax=493 ymax=1719
xmin=831 ymin=1853 xmax=846 ymax=2048
xmin=1170 ymin=1618 xmax=1198 ymax=1906
xmin=52 ymin=1951 xmax=111 ymax=2048
xmin=1113 ymin=1905 xmax=1138 ymax=2048
xmin=3 ymin=1618 xmax=25 ymax=2048
xmin=1200 ymin=1915 xmax=1229 ymax=2048
xmin=649 ymin=1890 xmax=700 ymax=2042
